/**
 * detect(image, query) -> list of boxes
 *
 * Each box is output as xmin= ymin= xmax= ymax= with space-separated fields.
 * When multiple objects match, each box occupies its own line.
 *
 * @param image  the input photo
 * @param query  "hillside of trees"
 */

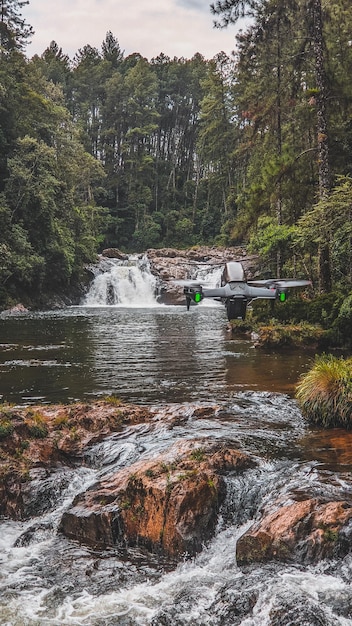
xmin=1 ymin=0 xmax=352 ymax=309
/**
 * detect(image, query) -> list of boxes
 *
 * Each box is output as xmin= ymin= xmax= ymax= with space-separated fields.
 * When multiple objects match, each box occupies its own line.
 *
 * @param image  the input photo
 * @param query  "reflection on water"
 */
xmin=0 ymin=306 xmax=314 ymax=404
xmin=300 ymin=428 xmax=352 ymax=471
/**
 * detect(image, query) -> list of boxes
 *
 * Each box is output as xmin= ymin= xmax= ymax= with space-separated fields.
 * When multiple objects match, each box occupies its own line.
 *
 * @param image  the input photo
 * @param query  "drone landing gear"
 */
xmin=226 ymin=298 xmax=247 ymax=322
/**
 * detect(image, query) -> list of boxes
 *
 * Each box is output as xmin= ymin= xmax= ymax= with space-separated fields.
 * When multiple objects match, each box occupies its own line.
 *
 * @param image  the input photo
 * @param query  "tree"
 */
xmin=211 ymin=0 xmax=333 ymax=288
xmin=294 ymin=176 xmax=352 ymax=290
xmin=211 ymin=0 xmax=261 ymax=26
xmin=33 ymin=41 xmax=71 ymax=90
xmin=197 ymin=53 xmax=236 ymax=240
xmin=101 ymin=31 xmax=124 ymax=68
xmin=0 ymin=0 xmax=33 ymax=51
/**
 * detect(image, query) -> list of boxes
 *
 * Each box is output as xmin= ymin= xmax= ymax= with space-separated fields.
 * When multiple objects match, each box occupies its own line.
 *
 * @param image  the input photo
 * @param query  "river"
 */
xmin=1 ymin=260 xmax=352 ymax=625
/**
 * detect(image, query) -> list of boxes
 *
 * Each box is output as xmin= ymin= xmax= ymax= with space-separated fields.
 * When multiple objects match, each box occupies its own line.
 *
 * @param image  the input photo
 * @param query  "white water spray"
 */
xmin=83 ymin=255 xmax=159 ymax=307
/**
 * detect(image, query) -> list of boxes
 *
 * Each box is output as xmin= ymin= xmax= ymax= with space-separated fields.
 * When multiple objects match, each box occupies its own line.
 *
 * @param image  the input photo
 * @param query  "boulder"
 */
xmin=59 ymin=440 xmax=256 ymax=557
xmin=101 ymin=248 xmax=129 ymax=260
xmin=236 ymin=498 xmax=352 ymax=565
xmin=146 ymin=247 xmax=259 ymax=305
xmin=0 ymin=401 xmax=153 ymax=519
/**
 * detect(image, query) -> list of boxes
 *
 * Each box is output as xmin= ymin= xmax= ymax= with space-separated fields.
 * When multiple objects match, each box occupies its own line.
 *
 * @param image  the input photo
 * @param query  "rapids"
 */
xmin=1 ymin=258 xmax=352 ymax=625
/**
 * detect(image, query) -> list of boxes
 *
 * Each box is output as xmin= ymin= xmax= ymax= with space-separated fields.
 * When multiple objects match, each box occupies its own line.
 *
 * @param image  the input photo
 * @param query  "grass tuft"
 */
xmin=296 ymin=355 xmax=352 ymax=427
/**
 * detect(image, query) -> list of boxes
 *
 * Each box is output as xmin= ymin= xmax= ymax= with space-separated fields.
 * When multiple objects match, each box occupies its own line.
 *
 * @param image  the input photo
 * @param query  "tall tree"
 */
xmin=101 ymin=31 xmax=124 ymax=68
xmin=211 ymin=0 xmax=333 ymax=288
xmin=307 ymin=0 xmax=332 ymax=290
xmin=0 ymin=0 xmax=33 ymax=51
xmin=197 ymin=53 xmax=236 ymax=240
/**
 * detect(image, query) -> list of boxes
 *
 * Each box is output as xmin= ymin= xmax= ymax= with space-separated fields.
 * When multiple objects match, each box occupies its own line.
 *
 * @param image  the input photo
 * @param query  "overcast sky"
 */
xmin=23 ymin=0 xmax=242 ymax=61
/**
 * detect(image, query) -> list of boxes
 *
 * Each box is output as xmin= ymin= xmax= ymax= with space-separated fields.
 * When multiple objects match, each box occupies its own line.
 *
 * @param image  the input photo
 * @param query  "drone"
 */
xmin=181 ymin=261 xmax=311 ymax=321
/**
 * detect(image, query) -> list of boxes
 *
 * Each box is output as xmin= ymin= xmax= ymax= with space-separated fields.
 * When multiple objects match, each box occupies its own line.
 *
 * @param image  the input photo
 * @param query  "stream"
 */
xmin=1 ymin=259 xmax=352 ymax=625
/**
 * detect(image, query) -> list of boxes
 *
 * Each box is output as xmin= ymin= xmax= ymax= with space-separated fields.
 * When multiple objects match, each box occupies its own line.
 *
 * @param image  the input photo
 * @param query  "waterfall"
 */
xmin=192 ymin=264 xmax=223 ymax=307
xmin=83 ymin=255 xmax=159 ymax=307
xmin=83 ymin=254 xmax=224 ymax=308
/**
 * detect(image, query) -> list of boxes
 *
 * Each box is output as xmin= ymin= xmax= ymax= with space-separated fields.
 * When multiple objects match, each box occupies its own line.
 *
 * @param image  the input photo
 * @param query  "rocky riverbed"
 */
xmin=2 ymin=399 xmax=352 ymax=568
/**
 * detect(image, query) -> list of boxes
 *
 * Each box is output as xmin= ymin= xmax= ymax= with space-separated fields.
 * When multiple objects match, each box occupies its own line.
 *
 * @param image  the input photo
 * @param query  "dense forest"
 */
xmin=1 ymin=0 xmax=352 ymax=308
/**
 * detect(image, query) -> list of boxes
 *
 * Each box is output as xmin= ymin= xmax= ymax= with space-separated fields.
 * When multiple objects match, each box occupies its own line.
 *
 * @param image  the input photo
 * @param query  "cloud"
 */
xmin=23 ymin=0 xmax=238 ymax=60
xmin=175 ymin=0 xmax=209 ymax=11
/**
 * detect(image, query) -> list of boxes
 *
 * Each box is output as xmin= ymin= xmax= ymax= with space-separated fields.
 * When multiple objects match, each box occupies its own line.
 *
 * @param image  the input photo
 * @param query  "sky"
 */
xmin=23 ymin=0 xmax=243 ymax=61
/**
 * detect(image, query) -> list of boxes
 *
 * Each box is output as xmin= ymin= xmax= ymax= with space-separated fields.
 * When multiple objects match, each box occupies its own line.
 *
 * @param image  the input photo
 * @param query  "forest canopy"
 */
xmin=1 ymin=0 xmax=352 ymax=307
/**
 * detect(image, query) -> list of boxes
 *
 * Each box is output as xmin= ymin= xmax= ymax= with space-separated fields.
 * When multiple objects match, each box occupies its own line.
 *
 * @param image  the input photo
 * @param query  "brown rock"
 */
xmin=236 ymin=498 xmax=352 ymax=565
xmin=146 ymin=247 xmax=260 ymax=305
xmin=59 ymin=441 xmax=256 ymax=557
xmin=0 ymin=401 xmax=154 ymax=519
xmin=101 ymin=248 xmax=128 ymax=260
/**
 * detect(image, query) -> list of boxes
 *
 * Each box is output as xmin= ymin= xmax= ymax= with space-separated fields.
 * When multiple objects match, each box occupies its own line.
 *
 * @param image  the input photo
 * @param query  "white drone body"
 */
xmin=183 ymin=261 xmax=311 ymax=321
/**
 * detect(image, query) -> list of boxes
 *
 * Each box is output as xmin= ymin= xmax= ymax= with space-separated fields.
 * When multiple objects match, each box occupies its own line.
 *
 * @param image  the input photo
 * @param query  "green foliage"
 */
xmin=328 ymin=293 xmax=352 ymax=349
xmin=2 ymin=3 xmax=352 ymax=306
xmin=249 ymin=216 xmax=297 ymax=274
xmin=190 ymin=448 xmax=206 ymax=462
xmin=104 ymin=395 xmax=123 ymax=406
xmin=0 ymin=419 xmax=14 ymax=439
xmin=294 ymin=176 xmax=352 ymax=289
xmin=0 ymin=0 xmax=33 ymax=51
xmin=25 ymin=411 xmax=49 ymax=439
xmin=254 ymin=322 xmax=324 ymax=349
xmin=296 ymin=355 xmax=352 ymax=427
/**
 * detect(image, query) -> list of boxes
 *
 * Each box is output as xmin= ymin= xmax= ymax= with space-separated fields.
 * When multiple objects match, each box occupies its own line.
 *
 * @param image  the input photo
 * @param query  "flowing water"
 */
xmin=1 ymin=258 xmax=352 ymax=625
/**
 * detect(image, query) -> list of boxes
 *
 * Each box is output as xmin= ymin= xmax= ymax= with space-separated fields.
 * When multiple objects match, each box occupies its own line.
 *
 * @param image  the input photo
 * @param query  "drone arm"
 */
xmin=202 ymin=287 xmax=229 ymax=298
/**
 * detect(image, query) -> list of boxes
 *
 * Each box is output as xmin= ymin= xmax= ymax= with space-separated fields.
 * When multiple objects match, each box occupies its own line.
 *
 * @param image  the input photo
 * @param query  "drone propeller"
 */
xmin=173 ymin=279 xmax=213 ymax=288
xmin=248 ymin=279 xmax=311 ymax=289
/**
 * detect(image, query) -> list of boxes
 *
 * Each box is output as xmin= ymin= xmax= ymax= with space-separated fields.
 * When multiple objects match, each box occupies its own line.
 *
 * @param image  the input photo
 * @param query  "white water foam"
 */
xmin=83 ymin=255 xmax=159 ymax=307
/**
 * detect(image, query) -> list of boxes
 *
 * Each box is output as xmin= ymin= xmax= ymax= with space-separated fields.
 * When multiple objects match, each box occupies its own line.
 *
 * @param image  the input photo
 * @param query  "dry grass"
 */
xmin=296 ymin=355 xmax=352 ymax=427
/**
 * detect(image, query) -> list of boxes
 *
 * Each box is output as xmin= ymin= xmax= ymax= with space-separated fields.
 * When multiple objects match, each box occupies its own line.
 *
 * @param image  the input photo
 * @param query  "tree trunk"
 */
xmin=309 ymin=0 xmax=332 ymax=291
xmin=276 ymin=10 xmax=283 ymax=278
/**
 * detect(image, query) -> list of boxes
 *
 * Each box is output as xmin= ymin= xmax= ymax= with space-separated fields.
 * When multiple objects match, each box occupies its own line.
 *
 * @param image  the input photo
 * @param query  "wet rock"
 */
xmin=146 ymin=247 xmax=259 ymax=305
xmin=102 ymin=248 xmax=129 ymax=260
xmin=1 ymin=303 xmax=29 ymax=315
xmin=14 ymin=520 xmax=54 ymax=547
xmin=269 ymin=595 xmax=330 ymax=626
xmin=209 ymin=584 xmax=258 ymax=625
xmin=236 ymin=498 xmax=352 ymax=565
xmin=0 ymin=401 xmax=154 ymax=519
xmin=59 ymin=440 xmax=256 ymax=557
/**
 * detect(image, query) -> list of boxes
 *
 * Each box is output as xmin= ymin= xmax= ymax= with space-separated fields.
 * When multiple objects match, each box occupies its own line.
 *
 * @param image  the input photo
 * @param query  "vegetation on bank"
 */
xmin=228 ymin=290 xmax=352 ymax=350
xmin=296 ymin=355 xmax=352 ymax=428
xmin=1 ymin=1 xmax=352 ymax=314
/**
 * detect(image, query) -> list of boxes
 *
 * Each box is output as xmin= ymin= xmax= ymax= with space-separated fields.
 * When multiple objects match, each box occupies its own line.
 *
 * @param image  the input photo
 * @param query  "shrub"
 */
xmin=331 ymin=294 xmax=352 ymax=348
xmin=104 ymin=395 xmax=122 ymax=406
xmin=254 ymin=322 xmax=324 ymax=348
xmin=25 ymin=411 xmax=49 ymax=439
xmin=0 ymin=419 xmax=14 ymax=439
xmin=296 ymin=355 xmax=352 ymax=427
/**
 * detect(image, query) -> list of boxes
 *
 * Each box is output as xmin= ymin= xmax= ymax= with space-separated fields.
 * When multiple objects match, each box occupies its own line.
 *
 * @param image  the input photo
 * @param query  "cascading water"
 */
xmin=84 ymin=255 xmax=159 ymax=307
xmin=2 ymin=277 xmax=352 ymax=625
xmin=1 ymin=394 xmax=352 ymax=625
xmin=83 ymin=254 xmax=223 ymax=308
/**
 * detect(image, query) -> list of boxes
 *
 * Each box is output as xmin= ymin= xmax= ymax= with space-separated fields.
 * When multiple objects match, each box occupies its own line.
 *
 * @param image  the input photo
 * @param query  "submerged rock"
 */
xmin=236 ymin=498 xmax=352 ymax=565
xmin=59 ymin=440 xmax=256 ymax=557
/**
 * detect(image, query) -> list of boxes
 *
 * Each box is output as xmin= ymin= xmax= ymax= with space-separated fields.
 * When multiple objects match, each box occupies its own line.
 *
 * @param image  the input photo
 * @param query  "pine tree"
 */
xmin=0 ymin=0 xmax=33 ymax=51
